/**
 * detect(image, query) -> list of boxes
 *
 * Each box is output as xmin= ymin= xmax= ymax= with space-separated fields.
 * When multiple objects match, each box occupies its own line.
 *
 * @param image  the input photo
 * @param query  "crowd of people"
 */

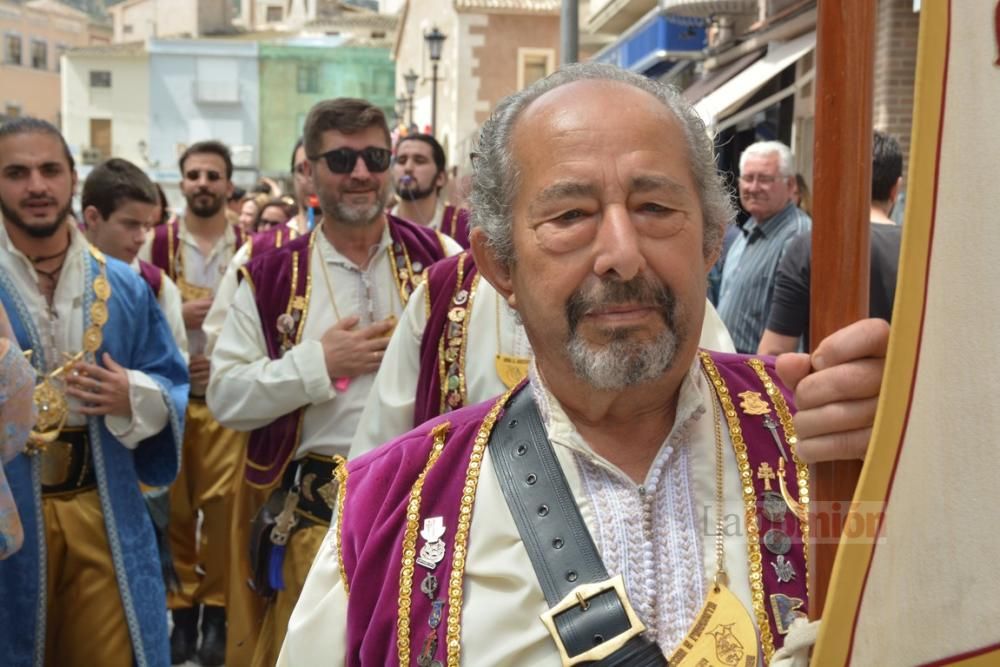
xmin=0 ymin=61 xmax=893 ymax=667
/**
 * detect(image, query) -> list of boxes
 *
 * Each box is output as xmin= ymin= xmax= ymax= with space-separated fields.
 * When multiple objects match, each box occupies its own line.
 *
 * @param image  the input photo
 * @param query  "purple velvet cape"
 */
xmin=241 ymin=215 xmax=448 ymax=488
xmin=149 ymin=216 xmax=245 ymax=280
xmin=339 ymin=352 xmax=809 ymax=665
xmin=440 ymin=205 xmax=471 ymax=249
xmin=138 ymin=259 xmax=163 ymax=297
xmin=413 ymin=252 xmax=479 ymax=426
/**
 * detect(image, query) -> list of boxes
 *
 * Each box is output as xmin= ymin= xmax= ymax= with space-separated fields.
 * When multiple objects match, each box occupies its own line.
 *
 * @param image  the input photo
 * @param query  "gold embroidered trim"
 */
xmin=438 ymin=254 xmax=471 ymax=414
xmin=167 ymin=217 xmax=177 ymax=281
xmin=458 ymin=274 xmax=480 ymax=406
xmin=699 ymin=352 xmax=776 ymax=662
xmin=238 ymin=266 xmax=256 ymax=295
xmin=745 ymin=358 xmax=812 ymax=602
xmin=294 ymin=234 xmax=315 ymax=344
xmin=445 ymin=387 xmax=515 ymax=666
xmin=397 ymin=421 xmax=452 ymax=666
xmin=333 ymin=456 xmax=350 ymax=595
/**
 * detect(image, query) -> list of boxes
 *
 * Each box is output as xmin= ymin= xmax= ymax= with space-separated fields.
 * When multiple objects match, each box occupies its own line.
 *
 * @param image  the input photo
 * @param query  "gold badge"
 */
xmin=90 ymin=301 xmax=109 ymax=326
xmin=92 ymin=276 xmax=111 ymax=301
xmin=83 ymin=325 xmax=103 ymax=353
xmin=670 ymin=583 xmax=759 ymax=666
xmin=738 ymin=390 xmax=771 ymax=416
xmin=316 ymin=479 xmax=338 ymax=510
xmin=447 ymin=307 xmax=466 ymax=323
xmin=495 ymin=354 xmax=529 ymax=390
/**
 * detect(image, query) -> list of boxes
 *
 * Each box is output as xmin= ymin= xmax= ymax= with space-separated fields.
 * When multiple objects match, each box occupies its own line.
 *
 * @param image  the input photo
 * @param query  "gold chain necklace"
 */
xmin=667 ymin=370 xmax=759 ymax=666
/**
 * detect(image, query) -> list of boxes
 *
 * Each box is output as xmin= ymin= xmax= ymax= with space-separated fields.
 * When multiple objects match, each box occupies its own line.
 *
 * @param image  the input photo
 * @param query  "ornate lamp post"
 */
xmin=395 ymin=95 xmax=408 ymax=128
xmin=424 ymin=27 xmax=447 ymax=136
xmin=403 ymin=68 xmax=419 ymax=130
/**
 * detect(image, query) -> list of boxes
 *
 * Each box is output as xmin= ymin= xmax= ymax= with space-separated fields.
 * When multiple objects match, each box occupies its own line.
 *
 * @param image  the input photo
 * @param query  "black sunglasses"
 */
xmin=312 ymin=147 xmax=392 ymax=174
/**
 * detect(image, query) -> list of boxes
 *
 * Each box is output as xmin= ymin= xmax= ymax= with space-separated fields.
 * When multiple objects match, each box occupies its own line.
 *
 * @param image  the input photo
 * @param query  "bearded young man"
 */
xmin=0 ymin=117 xmax=188 ymax=666
xmin=391 ymin=133 xmax=471 ymax=248
xmin=279 ymin=64 xmax=887 ymax=666
xmin=207 ymin=98 xmax=460 ymax=666
xmin=139 ymin=139 xmax=245 ymax=665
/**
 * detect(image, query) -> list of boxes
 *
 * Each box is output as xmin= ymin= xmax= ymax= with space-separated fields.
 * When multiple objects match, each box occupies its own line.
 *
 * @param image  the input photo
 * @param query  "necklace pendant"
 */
xmin=494 ymin=354 xmax=530 ymax=389
xmin=669 ymin=582 xmax=759 ymax=666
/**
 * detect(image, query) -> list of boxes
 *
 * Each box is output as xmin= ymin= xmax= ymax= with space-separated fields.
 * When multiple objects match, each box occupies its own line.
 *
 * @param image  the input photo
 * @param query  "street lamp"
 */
xmin=395 ymin=95 xmax=408 ymax=126
xmin=424 ymin=27 xmax=446 ymax=136
xmin=403 ymin=68 xmax=418 ymax=129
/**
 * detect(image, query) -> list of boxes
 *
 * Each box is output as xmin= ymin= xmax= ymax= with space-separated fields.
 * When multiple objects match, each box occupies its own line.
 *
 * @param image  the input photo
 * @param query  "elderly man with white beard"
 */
xmin=279 ymin=64 xmax=887 ymax=666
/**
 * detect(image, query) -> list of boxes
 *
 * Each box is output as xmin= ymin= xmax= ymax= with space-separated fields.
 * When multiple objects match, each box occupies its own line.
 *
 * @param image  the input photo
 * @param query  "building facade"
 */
xmin=0 ymin=0 xmax=111 ymax=125
xmin=393 ymin=0 xmax=561 ymax=174
xmin=109 ymin=0 xmax=236 ymax=43
xmin=258 ymin=39 xmax=395 ymax=175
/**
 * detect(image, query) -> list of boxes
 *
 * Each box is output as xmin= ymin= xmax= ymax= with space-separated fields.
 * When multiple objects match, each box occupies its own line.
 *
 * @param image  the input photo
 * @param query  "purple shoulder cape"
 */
xmin=440 ymin=205 xmax=471 ymax=249
xmin=413 ymin=252 xmax=478 ymax=426
xmin=150 ymin=217 xmax=245 ymax=281
xmin=138 ymin=259 xmax=163 ymax=297
xmin=338 ymin=352 xmax=810 ymax=665
xmin=241 ymin=217 xmax=449 ymax=488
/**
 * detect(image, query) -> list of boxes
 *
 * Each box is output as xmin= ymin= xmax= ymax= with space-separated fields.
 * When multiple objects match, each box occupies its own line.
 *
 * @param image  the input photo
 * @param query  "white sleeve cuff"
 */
xmin=289 ymin=339 xmax=338 ymax=404
xmin=105 ymin=370 xmax=171 ymax=449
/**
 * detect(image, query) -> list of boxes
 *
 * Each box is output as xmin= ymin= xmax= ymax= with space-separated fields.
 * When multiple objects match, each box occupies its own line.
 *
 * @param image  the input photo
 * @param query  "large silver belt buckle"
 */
xmin=539 ymin=574 xmax=647 ymax=667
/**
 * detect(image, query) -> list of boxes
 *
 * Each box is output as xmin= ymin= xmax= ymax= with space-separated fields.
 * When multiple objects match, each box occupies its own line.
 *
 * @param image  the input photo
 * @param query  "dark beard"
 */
xmin=186 ymin=192 xmax=225 ymax=218
xmin=0 ymin=198 xmax=72 ymax=238
xmin=396 ymin=182 xmax=436 ymax=201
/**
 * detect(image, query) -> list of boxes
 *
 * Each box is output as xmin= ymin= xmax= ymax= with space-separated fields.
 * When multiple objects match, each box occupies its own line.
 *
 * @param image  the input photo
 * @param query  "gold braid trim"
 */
xmin=745 ymin=358 xmax=812 ymax=602
xmin=699 ymin=352 xmax=776 ymax=662
xmin=396 ymin=421 xmax=452 ymax=666
xmin=333 ymin=456 xmax=350 ymax=594
xmin=445 ymin=387 xmax=515 ymax=666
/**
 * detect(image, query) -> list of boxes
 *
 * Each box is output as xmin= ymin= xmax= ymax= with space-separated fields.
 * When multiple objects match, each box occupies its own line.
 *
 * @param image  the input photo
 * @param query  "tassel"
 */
xmin=268 ymin=544 xmax=287 ymax=591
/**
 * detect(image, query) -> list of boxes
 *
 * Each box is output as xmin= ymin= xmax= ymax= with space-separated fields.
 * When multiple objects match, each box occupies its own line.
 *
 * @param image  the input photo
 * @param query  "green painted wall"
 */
xmin=258 ymin=44 xmax=395 ymax=175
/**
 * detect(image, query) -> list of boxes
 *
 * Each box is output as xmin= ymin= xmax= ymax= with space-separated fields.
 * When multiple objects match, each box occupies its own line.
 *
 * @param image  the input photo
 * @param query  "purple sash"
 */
xmin=137 ymin=259 xmax=163 ymax=298
xmin=339 ymin=352 xmax=810 ymax=663
xmin=440 ymin=205 xmax=471 ymax=249
xmin=413 ymin=252 xmax=478 ymax=426
xmin=243 ymin=215 xmax=448 ymax=489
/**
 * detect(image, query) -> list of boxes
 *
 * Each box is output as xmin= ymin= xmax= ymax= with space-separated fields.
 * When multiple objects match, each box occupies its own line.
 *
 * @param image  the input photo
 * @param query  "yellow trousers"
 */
xmin=43 ymin=489 xmax=133 ymax=666
xmin=167 ymin=398 xmax=246 ymax=608
xmin=225 ymin=458 xmax=329 ymax=666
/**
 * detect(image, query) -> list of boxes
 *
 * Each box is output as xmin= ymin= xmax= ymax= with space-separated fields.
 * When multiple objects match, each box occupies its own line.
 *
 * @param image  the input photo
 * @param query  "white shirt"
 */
xmin=350 ymin=278 xmax=736 ymax=455
xmin=279 ymin=357 xmax=759 ymax=666
xmin=390 ymin=200 xmax=448 ymax=232
xmin=138 ymin=216 xmax=240 ymax=360
xmin=130 ymin=258 xmax=189 ymax=365
xmin=208 ymin=225 xmax=461 ymax=459
xmin=0 ymin=223 xmax=169 ymax=448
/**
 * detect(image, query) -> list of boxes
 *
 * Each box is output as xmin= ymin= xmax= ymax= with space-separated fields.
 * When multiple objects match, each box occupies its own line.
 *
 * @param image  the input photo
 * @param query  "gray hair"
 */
xmin=739 ymin=140 xmax=794 ymax=178
xmin=469 ymin=62 xmax=736 ymax=267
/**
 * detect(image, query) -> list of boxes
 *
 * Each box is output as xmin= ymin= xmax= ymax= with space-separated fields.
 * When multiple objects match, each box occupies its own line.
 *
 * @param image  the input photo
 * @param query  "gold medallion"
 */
xmin=90 ymin=301 xmax=109 ymax=326
xmin=93 ymin=275 xmax=111 ymax=301
xmin=83 ymin=325 xmax=103 ymax=353
xmin=33 ymin=378 xmax=70 ymax=439
xmin=448 ymin=307 xmax=466 ymax=323
xmin=669 ymin=583 xmax=759 ymax=666
xmin=495 ymin=354 xmax=530 ymax=390
xmin=738 ymin=390 xmax=771 ymax=416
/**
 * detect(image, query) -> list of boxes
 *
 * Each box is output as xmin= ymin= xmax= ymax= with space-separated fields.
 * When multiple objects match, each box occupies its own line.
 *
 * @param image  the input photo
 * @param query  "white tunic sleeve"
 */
xmin=203 ymin=242 xmax=252 ymax=357
xmin=277 ymin=522 xmax=349 ymax=666
xmin=207 ymin=279 xmax=336 ymax=431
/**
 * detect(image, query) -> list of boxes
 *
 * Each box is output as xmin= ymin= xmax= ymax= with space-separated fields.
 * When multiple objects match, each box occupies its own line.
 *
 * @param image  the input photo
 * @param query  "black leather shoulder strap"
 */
xmin=490 ymin=388 xmax=668 ymax=666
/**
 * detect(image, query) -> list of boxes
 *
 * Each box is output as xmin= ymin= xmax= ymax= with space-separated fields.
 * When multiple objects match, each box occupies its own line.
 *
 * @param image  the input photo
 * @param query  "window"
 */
xmin=30 ymin=40 xmax=47 ymax=70
xmin=90 ymin=118 xmax=112 ymax=161
xmin=123 ymin=24 xmax=133 ymax=35
xmin=4 ymin=103 xmax=21 ymax=118
xmin=90 ymin=70 xmax=112 ymax=87
xmin=297 ymin=64 xmax=319 ymax=94
xmin=4 ymin=34 xmax=22 ymax=65
xmin=266 ymin=5 xmax=283 ymax=22
xmin=517 ymin=48 xmax=555 ymax=90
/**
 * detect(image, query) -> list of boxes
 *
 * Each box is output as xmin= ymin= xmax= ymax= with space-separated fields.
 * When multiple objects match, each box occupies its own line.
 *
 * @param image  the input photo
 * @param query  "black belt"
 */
xmin=40 ymin=428 xmax=97 ymax=497
xmin=490 ymin=389 xmax=668 ymax=666
xmin=280 ymin=453 xmax=340 ymax=526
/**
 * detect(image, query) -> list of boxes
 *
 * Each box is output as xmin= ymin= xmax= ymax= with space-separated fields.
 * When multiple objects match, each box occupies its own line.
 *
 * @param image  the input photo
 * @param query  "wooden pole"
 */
xmin=808 ymin=0 xmax=875 ymax=617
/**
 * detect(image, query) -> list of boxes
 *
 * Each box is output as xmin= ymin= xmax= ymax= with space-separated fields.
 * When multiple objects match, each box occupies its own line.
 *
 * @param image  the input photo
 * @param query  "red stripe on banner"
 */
xmin=919 ymin=640 xmax=1000 ymax=666
xmin=844 ymin=0 xmax=954 ymax=662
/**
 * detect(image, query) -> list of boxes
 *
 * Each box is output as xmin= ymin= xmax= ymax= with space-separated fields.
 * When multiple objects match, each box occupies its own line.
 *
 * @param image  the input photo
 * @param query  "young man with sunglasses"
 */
xmin=391 ymin=133 xmax=472 ymax=248
xmin=207 ymin=98 xmax=461 ymax=666
xmin=139 ymin=140 xmax=246 ymax=666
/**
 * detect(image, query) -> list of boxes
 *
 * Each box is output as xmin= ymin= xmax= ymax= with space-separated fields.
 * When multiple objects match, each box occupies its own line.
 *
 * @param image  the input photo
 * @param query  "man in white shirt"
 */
xmin=208 ymin=97 xmax=460 ymax=666
xmin=0 ymin=117 xmax=188 ymax=666
xmin=139 ymin=140 xmax=245 ymax=666
xmin=279 ymin=64 xmax=887 ymax=666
